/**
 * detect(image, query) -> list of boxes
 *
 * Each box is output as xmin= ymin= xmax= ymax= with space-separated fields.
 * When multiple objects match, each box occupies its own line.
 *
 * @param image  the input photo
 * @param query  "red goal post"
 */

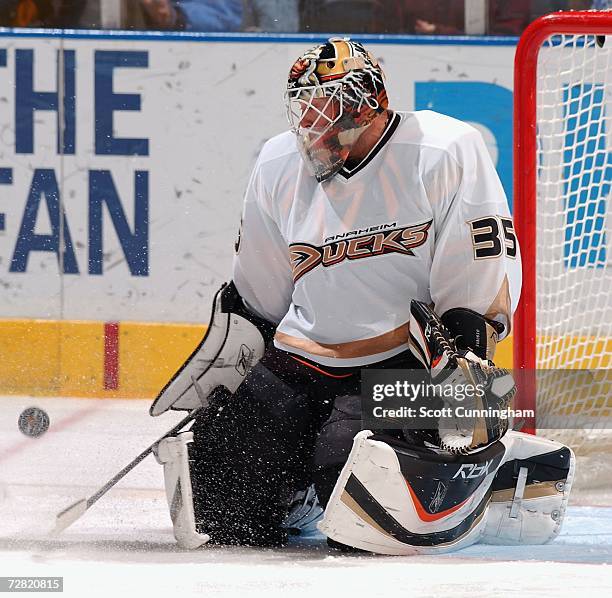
xmin=513 ymin=11 xmax=612 ymax=437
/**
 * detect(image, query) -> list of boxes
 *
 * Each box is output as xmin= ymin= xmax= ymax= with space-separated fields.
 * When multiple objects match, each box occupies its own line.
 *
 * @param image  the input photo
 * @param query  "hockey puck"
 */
xmin=18 ymin=407 xmax=50 ymax=438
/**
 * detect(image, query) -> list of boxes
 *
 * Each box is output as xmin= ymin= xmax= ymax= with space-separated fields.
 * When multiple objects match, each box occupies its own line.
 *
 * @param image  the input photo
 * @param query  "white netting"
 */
xmin=534 ymin=30 xmax=612 ymax=472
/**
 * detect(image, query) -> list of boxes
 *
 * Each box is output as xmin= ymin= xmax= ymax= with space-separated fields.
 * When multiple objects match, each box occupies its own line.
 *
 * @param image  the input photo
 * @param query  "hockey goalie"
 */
xmin=150 ymin=38 xmax=575 ymax=554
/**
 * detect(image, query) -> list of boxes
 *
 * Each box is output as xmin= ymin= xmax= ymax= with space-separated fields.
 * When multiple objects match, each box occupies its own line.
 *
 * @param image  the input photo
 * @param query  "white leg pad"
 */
xmin=155 ymin=431 xmax=210 ymax=549
xmin=318 ymin=430 xmax=575 ymax=554
xmin=482 ymin=430 xmax=575 ymax=545
xmin=318 ymin=431 xmax=493 ymax=555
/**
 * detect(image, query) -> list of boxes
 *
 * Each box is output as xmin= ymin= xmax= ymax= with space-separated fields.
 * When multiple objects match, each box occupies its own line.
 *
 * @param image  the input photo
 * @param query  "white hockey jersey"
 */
xmin=233 ymin=110 xmax=521 ymax=367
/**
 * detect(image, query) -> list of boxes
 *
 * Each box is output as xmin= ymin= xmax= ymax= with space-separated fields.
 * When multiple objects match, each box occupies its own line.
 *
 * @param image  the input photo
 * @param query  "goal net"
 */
xmin=513 ymin=11 xmax=612 ymax=488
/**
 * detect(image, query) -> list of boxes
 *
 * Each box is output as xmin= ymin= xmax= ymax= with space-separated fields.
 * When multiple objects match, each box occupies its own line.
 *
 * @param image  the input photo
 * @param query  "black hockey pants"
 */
xmin=188 ymin=343 xmax=421 ymax=546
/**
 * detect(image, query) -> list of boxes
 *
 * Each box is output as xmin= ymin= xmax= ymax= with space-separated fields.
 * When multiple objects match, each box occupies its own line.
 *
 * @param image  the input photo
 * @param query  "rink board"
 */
xmin=0 ymin=30 xmax=517 ymax=324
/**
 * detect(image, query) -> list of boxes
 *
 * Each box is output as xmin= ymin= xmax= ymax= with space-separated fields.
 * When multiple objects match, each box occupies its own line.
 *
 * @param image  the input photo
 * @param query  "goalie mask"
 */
xmin=285 ymin=38 xmax=388 ymax=182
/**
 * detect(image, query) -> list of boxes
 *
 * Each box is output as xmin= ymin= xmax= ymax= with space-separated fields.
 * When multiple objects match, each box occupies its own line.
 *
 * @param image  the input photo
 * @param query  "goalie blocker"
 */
xmin=150 ymin=281 xmax=269 ymax=416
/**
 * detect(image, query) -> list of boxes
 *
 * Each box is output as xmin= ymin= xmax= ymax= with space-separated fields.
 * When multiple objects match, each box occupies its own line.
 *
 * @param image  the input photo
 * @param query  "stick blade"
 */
xmin=51 ymin=498 xmax=88 ymax=536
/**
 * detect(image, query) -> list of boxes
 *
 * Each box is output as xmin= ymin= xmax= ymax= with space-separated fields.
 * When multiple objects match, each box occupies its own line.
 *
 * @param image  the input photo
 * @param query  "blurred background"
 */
xmin=0 ymin=0 xmax=602 ymax=35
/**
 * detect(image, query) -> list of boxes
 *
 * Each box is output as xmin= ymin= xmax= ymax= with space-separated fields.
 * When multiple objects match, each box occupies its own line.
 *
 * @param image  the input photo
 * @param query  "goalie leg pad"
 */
xmin=318 ymin=429 xmax=574 ymax=554
xmin=482 ymin=430 xmax=575 ymax=545
xmin=154 ymin=432 xmax=210 ymax=549
xmin=318 ymin=431 xmax=506 ymax=555
xmin=186 ymin=355 xmax=323 ymax=547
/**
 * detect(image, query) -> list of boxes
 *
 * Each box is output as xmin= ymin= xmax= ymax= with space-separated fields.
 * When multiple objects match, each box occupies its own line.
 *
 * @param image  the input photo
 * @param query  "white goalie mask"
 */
xmin=285 ymin=38 xmax=388 ymax=182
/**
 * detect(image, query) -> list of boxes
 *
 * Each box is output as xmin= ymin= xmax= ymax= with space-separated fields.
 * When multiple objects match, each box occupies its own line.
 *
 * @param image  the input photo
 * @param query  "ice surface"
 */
xmin=1 ymin=396 xmax=612 ymax=598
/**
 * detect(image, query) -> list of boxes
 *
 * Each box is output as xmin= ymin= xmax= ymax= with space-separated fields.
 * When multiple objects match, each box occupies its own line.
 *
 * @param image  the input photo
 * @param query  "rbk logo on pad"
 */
xmin=452 ymin=460 xmax=494 ymax=480
xmin=235 ymin=344 xmax=254 ymax=376
xmin=289 ymin=220 xmax=432 ymax=282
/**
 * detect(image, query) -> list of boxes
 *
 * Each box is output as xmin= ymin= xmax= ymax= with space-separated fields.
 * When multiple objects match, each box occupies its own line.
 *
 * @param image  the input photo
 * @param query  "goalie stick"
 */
xmin=51 ymin=379 xmax=209 ymax=536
